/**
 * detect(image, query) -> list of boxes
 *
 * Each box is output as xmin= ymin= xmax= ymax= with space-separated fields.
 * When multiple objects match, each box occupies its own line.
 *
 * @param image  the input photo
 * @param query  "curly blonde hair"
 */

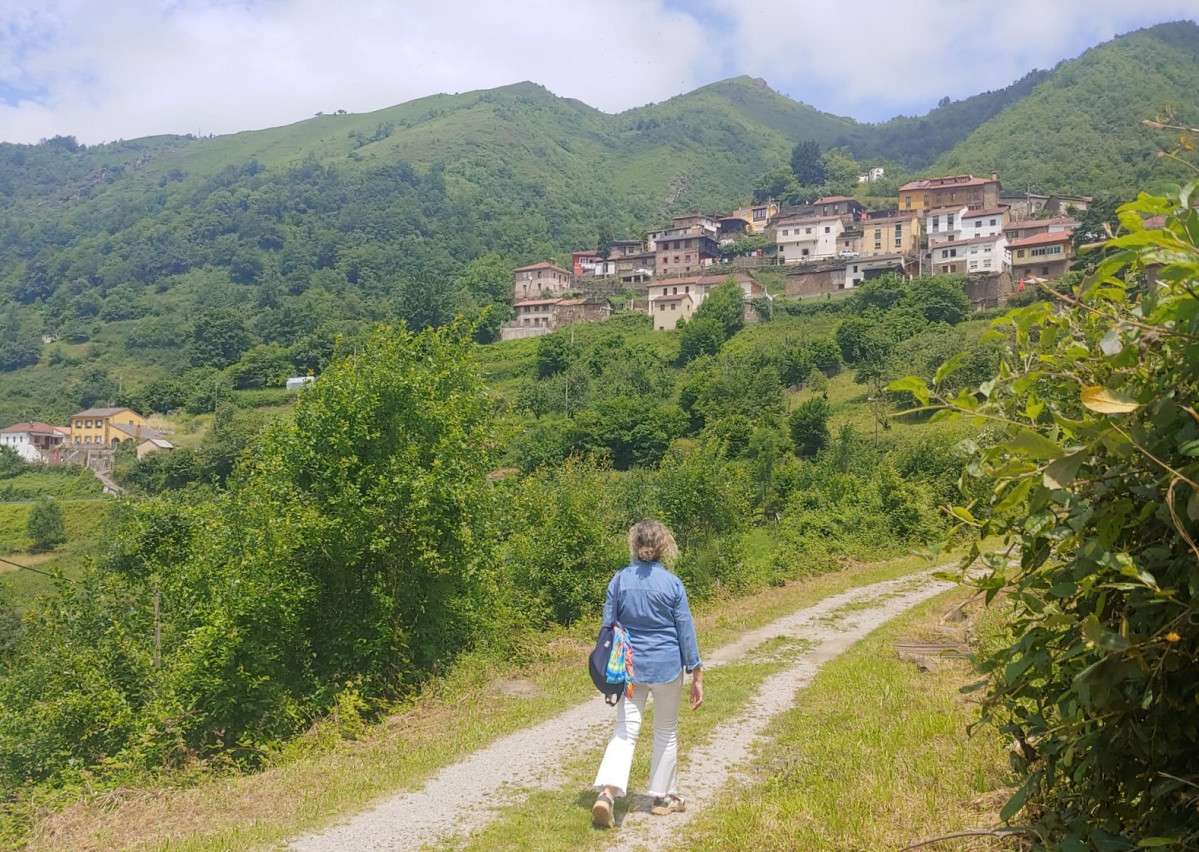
xmin=628 ymin=519 xmax=678 ymax=564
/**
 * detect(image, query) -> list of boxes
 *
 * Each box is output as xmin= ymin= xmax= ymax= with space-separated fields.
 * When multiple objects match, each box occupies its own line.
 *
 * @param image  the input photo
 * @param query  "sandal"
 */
xmin=592 ymin=791 xmax=615 ymax=828
xmin=651 ymin=794 xmax=686 ymax=815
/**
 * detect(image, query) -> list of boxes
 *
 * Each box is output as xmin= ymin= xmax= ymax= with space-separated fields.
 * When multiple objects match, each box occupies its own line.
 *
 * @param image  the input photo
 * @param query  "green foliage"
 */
xmin=790 ymin=140 xmax=825 ymax=185
xmin=500 ymin=459 xmax=628 ymax=626
xmin=904 ymin=185 xmax=1199 ymax=847
xmin=0 ymin=321 xmax=501 ymax=790
xmin=789 ymin=397 xmax=831 ymax=457
xmin=25 ymin=499 xmax=66 ymax=552
xmin=676 ymin=316 xmax=726 ymax=364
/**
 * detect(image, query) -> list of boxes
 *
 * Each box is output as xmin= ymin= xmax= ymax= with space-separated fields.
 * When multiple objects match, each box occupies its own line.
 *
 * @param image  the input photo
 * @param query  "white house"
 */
xmin=963 ymin=233 xmax=1008 ymax=273
xmin=0 ymin=421 xmax=69 ymax=463
xmin=286 ymin=376 xmax=315 ymax=390
xmin=961 ymin=207 xmax=1008 ymax=239
xmin=775 ymin=215 xmax=844 ymax=263
xmin=924 ymin=204 xmax=970 ymax=247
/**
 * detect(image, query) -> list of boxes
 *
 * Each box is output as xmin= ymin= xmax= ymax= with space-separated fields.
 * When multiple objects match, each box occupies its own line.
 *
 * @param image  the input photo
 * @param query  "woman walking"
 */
xmin=592 ymin=520 xmax=703 ymax=828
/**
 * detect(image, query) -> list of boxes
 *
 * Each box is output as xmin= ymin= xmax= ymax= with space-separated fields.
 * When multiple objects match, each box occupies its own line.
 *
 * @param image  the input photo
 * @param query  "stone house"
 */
xmin=512 ymin=262 xmax=573 ymax=300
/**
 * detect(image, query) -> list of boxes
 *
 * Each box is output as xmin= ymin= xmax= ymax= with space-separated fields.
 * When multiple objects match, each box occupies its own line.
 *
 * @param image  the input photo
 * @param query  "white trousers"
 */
xmin=593 ymin=672 xmax=683 ymax=798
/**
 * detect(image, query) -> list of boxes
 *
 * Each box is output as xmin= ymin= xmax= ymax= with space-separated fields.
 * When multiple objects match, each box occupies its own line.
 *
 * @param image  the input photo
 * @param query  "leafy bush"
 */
xmin=898 ymin=186 xmax=1199 ymax=848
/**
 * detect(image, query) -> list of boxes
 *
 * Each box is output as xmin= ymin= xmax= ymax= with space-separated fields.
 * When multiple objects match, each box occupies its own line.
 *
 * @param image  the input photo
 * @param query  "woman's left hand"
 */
xmin=689 ymin=669 xmax=704 ymax=710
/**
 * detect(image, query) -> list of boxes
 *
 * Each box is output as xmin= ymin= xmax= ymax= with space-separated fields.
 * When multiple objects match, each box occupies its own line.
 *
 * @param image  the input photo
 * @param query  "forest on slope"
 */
xmin=0 ymin=22 xmax=1195 ymax=428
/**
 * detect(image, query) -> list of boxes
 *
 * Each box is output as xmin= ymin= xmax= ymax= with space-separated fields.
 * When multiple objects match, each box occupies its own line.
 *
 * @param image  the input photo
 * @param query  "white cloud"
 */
xmin=706 ymin=0 xmax=1199 ymax=120
xmin=0 ymin=0 xmax=714 ymax=143
xmin=0 ymin=0 xmax=1194 ymax=143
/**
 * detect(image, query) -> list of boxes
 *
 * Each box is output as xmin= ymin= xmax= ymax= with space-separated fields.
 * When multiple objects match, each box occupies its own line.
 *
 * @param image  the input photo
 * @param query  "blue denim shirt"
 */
xmin=603 ymin=561 xmax=702 ymax=685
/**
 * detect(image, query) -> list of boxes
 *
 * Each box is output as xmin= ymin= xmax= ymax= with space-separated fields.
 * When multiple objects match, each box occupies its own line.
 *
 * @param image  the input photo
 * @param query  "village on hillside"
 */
xmin=0 ymin=172 xmax=1093 ymax=469
xmin=503 ymin=172 xmax=1091 ymax=339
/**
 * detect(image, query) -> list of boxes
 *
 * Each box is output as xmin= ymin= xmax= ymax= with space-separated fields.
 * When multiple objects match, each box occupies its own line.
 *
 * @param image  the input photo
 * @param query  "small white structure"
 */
xmin=286 ymin=376 xmax=316 ymax=391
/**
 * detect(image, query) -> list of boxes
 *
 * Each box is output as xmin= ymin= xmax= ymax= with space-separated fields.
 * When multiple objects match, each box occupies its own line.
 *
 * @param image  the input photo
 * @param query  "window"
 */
xmin=932 ymin=216 xmax=939 ymax=229
xmin=824 ymin=226 xmax=830 ymax=234
xmin=894 ymin=224 xmax=902 ymax=234
xmin=905 ymin=197 xmax=912 ymax=209
xmin=947 ymin=215 xmax=954 ymax=228
xmin=782 ymin=229 xmax=789 ymax=236
xmin=673 ymin=256 xmax=680 ymax=263
xmin=670 ymin=303 xmax=676 ymax=311
xmin=75 ymin=421 xmax=82 ymax=429
xmin=684 ymin=286 xmax=690 ymax=293
xmin=84 ymin=436 xmax=91 ymax=444
xmin=874 ymin=228 xmax=881 ymax=239
xmin=1017 ymin=250 xmax=1026 ymax=258
xmin=684 ymin=254 xmax=691 ymax=262
xmin=801 ymin=249 xmax=810 ymax=256
xmin=74 ymin=436 xmax=80 ymax=444
xmin=974 ymin=220 xmax=981 ymax=228
xmin=895 ymin=238 xmax=902 ymax=248
xmin=671 ymin=287 xmax=677 ymax=295
xmin=805 ymin=227 xmax=812 ymax=235
xmin=990 ymin=218 xmax=997 ymax=226
xmin=874 ymin=242 xmax=882 ymax=249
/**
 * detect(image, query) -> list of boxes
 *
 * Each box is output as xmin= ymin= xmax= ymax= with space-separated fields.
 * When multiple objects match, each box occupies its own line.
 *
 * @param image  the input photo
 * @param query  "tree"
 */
xmin=790 ymin=140 xmax=825 ymax=186
xmin=788 ymin=397 xmax=831 ymax=457
xmin=693 ymin=278 xmax=745 ymax=339
xmin=596 ymin=223 xmax=614 ymax=260
xmin=753 ymin=165 xmax=801 ymax=205
xmin=675 ymin=316 xmax=725 ymax=364
xmin=191 ymin=308 xmax=251 ymax=369
xmin=27 ymin=498 xmax=66 ymax=552
xmin=893 ymin=185 xmax=1199 ymax=848
xmin=536 ymin=331 xmax=573 ymax=378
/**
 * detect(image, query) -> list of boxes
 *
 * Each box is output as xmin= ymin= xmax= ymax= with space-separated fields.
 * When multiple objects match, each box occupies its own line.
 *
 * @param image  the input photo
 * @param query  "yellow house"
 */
xmin=70 ymin=407 xmax=149 ymax=445
xmin=732 ymin=201 xmax=779 ymax=235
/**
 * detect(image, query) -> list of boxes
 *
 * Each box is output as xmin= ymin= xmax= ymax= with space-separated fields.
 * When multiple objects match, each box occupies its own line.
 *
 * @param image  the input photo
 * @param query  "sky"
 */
xmin=0 ymin=0 xmax=1196 ymax=145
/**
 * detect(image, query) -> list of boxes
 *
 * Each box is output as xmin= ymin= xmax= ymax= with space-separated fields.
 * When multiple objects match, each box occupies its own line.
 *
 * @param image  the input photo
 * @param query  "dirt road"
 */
xmin=289 ymin=570 xmax=953 ymax=852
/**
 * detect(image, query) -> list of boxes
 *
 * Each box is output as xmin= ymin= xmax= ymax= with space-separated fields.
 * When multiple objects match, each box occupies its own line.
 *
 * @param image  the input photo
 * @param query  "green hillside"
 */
xmin=932 ymin=21 xmax=1199 ymax=194
xmin=0 ymin=22 xmax=1197 ymax=426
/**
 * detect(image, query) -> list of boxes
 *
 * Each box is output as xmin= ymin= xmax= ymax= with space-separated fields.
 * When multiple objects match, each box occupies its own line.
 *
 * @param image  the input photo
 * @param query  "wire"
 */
xmin=0 ymin=555 xmax=67 ymax=581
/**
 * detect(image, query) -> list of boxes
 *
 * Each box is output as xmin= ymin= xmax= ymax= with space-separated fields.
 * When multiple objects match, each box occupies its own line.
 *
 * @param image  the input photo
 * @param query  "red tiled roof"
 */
xmin=512 ymin=299 xmax=563 ymax=307
xmin=1007 ymin=231 xmax=1075 ymax=249
xmin=651 ymin=294 xmax=694 ymax=303
xmin=815 ymin=195 xmax=856 ymax=204
xmin=1 ymin=421 xmax=65 ymax=435
xmin=513 ymin=262 xmax=569 ymax=273
xmin=899 ymin=174 xmax=999 ymax=191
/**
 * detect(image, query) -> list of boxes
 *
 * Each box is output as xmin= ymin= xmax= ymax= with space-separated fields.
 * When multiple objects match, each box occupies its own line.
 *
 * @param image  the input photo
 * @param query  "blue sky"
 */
xmin=0 ymin=0 xmax=1196 ymax=145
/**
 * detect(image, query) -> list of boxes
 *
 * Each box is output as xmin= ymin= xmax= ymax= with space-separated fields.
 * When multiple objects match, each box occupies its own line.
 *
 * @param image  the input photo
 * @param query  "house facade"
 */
xmin=774 ymin=215 xmax=844 ymax=263
xmin=0 ymin=421 xmax=69 ymax=462
xmin=512 ymin=262 xmax=573 ymax=300
xmin=924 ymin=204 xmax=970 ymax=246
xmin=899 ymin=173 xmax=1002 ymax=212
xmin=813 ymin=196 xmax=865 ymax=223
xmin=649 ymin=215 xmax=719 ymax=276
xmin=1007 ymin=231 xmax=1075 ymax=281
xmin=730 ymin=201 xmax=778 ymax=235
xmin=650 ymin=293 xmax=696 ymax=330
xmin=863 ymin=214 xmax=921 ymax=256
xmin=69 ymin=407 xmax=149 ymax=445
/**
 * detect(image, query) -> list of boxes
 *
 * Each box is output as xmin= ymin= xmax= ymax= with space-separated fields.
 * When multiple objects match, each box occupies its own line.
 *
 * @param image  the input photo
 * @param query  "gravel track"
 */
xmin=289 ymin=570 xmax=953 ymax=852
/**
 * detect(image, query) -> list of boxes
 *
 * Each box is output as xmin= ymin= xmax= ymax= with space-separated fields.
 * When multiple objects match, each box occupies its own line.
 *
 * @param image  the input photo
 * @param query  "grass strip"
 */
xmin=434 ymin=651 xmax=804 ymax=852
xmin=680 ymin=588 xmax=1013 ymax=852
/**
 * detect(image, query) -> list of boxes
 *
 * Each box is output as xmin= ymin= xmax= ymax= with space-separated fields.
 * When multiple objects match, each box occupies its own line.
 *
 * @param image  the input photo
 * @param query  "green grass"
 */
xmin=683 ymin=589 xmax=1012 ymax=852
